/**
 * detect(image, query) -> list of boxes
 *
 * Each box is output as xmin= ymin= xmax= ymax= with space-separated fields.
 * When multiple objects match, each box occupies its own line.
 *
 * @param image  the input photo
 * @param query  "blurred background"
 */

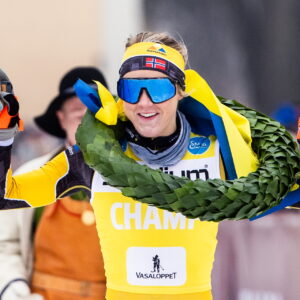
xmin=2 ymin=0 xmax=299 ymax=122
xmin=0 ymin=0 xmax=299 ymax=299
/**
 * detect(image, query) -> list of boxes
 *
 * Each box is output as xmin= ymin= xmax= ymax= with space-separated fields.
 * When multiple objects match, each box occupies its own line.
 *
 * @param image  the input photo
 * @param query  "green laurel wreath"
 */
xmin=76 ymin=98 xmax=300 ymax=221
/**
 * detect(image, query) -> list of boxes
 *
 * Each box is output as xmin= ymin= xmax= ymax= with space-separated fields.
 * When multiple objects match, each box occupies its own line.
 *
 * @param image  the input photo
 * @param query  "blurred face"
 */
xmin=122 ymin=70 xmax=182 ymax=138
xmin=56 ymin=96 xmax=87 ymax=145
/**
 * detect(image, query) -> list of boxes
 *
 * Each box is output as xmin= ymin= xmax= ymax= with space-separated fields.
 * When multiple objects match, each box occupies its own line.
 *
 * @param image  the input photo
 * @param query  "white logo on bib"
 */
xmin=127 ymin=247 xmax=186 ymax=286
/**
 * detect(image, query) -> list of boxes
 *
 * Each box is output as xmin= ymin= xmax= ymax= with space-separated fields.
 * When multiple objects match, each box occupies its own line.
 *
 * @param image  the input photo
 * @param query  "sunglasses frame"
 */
xmin=117 ymin=77 xmax=177 ymax=104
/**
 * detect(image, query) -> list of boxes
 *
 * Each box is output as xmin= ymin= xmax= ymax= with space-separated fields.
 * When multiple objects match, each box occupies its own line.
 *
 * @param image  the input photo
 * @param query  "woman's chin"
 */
xmin=136 ymin=127 xmax=160 ymax=139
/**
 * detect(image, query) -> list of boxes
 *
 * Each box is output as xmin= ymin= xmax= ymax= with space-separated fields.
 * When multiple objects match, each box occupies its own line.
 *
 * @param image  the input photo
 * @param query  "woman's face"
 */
xmin=56 ymin=96 xmax=87 ymax=146
xmin=123 ymin=70 xmax=182 ymax=138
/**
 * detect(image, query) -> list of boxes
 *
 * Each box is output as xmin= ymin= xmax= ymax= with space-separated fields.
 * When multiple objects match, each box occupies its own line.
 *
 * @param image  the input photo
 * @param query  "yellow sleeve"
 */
xmin=5 ymin=151 xmax=69 ymax=207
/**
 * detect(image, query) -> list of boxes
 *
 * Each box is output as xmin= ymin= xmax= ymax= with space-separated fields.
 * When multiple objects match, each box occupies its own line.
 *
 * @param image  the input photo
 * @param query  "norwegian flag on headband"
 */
xmin=145 ymin=57 xmax=166 ymax=70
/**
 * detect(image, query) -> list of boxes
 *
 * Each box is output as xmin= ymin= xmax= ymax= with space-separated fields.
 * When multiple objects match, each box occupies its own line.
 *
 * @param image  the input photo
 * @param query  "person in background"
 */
xmin=0 ymin=67 xmax=107 ymax=300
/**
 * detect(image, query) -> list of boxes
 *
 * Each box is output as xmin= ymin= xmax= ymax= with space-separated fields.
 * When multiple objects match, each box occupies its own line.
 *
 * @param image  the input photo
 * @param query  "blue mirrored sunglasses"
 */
xmin=117 ymin=78 xmax=176 ymax=104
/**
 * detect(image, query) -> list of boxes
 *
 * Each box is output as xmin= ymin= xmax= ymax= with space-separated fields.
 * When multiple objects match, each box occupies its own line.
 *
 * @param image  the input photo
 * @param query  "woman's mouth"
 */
xmin=138 ymin=112 xmax=158 ymax=119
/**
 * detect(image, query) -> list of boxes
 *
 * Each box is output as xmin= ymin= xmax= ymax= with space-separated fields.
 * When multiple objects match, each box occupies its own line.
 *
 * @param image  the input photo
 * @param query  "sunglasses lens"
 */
xmin=117 ymin=78 xmax=176 ymax=104
xmin=117 ymin=79 xmax=140 ymax=104
xmin=147 ymin=78 xmax=176 ymax=103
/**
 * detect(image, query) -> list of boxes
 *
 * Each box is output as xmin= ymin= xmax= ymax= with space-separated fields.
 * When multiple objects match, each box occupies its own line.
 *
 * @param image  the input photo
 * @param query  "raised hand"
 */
xmin=0 ymin=69 xmax=23 ymax=138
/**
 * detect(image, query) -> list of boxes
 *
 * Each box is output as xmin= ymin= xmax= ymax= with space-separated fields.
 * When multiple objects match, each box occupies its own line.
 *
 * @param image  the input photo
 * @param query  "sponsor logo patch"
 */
xmin=188 ymin=137 xmax=210 ymax=155
xmin=147 ymin=44 xmax=167 ymax=55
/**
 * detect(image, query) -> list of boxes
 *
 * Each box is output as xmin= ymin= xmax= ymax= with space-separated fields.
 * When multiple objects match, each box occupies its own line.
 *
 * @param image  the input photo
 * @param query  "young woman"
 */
xmin=0 ymin=32 xmax=299 ymax=300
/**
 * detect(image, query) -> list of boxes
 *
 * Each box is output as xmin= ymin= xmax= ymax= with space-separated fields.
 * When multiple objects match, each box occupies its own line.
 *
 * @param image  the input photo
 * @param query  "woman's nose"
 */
xmin=138 ymin=89 xmax=153 ymax=105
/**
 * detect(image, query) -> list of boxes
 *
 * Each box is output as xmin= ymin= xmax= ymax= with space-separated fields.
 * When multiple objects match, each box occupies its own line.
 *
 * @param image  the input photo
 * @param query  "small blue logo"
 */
xmin=188 ymin=137 xmax=210 ymax=155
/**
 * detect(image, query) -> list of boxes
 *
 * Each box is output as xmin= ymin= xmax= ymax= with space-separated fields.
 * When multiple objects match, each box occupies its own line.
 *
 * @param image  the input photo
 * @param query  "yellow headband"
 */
xmin=121 ymin=42 xmax=185 ymax=72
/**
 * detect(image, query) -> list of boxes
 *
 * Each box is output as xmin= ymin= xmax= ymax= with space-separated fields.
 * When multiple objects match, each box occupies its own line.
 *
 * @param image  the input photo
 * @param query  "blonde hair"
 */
xmin=126 ymin=32 xmax=188 ymax=68
xmin=126 ymin=32 xmax=188 ymax=96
